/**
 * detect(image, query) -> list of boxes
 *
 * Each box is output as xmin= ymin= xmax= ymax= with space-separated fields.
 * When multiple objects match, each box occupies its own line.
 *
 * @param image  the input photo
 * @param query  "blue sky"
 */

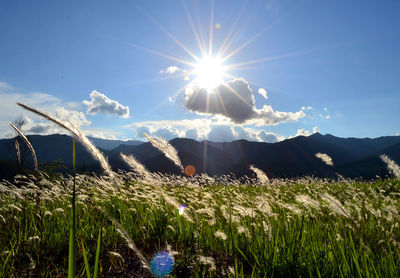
xmin=0 ymin=0 xmax=399 ymax=142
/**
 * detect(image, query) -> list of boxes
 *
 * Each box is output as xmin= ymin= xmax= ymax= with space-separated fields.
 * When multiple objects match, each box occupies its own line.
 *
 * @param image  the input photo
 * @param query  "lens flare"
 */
xmin=184 ymin=165 xmax=196 ymax=176
xmin=178 ymin=204 xmax=186 ymax=215
xmin=150 ymin=251 xmax=174 ymax=277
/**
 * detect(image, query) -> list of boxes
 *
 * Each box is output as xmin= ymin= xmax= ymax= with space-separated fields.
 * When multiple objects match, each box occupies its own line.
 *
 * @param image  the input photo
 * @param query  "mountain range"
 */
xmin=0 ymin=133 xmax=399 ymax=180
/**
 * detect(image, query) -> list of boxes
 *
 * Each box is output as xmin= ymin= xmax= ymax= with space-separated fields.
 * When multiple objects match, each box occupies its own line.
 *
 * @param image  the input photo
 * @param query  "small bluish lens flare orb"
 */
xmin=150 ymin=251 xmax=174 ymax=277
xmin=178 ymin=204 xmax=186 ymax=215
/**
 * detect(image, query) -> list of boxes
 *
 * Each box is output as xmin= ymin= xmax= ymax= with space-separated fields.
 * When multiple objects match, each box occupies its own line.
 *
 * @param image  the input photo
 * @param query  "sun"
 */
xmin=193 ymin=55 xmax=225 ymax=91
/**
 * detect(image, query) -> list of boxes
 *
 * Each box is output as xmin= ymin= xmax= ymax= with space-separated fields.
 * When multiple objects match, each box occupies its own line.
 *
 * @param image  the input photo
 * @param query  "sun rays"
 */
xmin=126 ymin=1 xmax=319 ymax=96
xmin=192 ymin=55 xmax=225 ymax=90
xmin=118 ymin=0 xmax=327 ymax=126
xmin=128 ymin=1 xmax=270 ymax=91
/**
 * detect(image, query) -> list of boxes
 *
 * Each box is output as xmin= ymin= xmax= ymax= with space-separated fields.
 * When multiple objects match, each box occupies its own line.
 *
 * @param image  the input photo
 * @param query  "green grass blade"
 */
xmin=68 ymin=136 xmax=76 ymax=278
xmin=93 ymin=228 xmax=102 ymax=278
xmin=81 ymin=241 xmax=91 ymax=278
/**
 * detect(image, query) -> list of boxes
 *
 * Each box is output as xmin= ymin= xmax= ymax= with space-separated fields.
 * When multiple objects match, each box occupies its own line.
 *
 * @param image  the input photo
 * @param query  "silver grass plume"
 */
xmin=142 ymin=132 xmax=184 ymax=172
xmin=120 ymin=153 xmax=153 ymax=181
xmin=315 ymin=152 xmax=334 ymax=167
xmin=10 ymin=123 xmax=38 ymax=172
xmin=250 ymin=165 xmax=269 ymax=184
xmin=100 ymin=208 xmax=149 ymax=269
xmin=380 ymin=154 xmax=400 ymax=179
xmin=17 ymin=103 xmax=116 ymax=181
xmin=15 ymin=139 xmax=21 ymax=169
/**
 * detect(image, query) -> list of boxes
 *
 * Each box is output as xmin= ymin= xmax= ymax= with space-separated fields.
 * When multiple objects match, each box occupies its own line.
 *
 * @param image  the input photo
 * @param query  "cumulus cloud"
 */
xmin=289 ymin=126 xmax=320 ymax=138
xmin=206 ymin=125 xmax=236 ymax=142
xmin=160 ymin=66 xmax=181 ymax=74
xmin=83 ymin=90 xmax=130 ymax=118
xmin=20 ymin=107 xmax=91 ymax=135
xmin=17 ymin=112 xmax=122 ymax=140
xmin=184 ymin=78 xmax=305 ymax=125
xmin=153 ymin=127 xmax=184 ymax=140
xmin=5 ymin=107 xmax=91 ymax=138
xmin=55 ymin=107 xmax=91 ymax=127
xmin=257 ymin=88 xmax=268 ymax=99
xmin=129 ymin=119 xmax=281 ymax=143
xmin=0 ymin=81 xmax=122 ymax=139
xmin=0 ymin=83 xmax=81 ymax=137
xmin=259 ymin=130 xmax=283 ymax=142
xmin=296 ymin=128 xmax=312 ymax=137
xmin=136 ymin=125 xmax=184 ymax=141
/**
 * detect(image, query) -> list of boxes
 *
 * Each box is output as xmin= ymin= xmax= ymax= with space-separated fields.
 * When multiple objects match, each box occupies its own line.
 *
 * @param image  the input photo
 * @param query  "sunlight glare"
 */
xmin=193 ymin=55 xmax=225 ymax=91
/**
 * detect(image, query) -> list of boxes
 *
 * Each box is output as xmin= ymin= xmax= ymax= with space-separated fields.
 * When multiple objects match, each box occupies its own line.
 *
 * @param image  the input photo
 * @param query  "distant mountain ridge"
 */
xmin=87 ymin=137 xmax=143 ymax=150
xmin=0 ymin=133 xmax=399 ymax=180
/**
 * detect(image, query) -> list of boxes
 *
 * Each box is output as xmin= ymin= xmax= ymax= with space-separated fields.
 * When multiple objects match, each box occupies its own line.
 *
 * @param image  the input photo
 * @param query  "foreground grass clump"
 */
xmin=0 ymin=173 xmax=399 ymax=277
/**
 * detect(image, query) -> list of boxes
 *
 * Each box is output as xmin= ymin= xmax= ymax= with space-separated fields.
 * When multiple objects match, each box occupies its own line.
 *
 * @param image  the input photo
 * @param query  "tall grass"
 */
xmin=17 ymin=103 xmax=116 ymax=182
xmin=1 ymin=172 xmax=399 ymax=277
xmin=380 ymin=154 xmax=400 ymax=179
xmin=10 ymin=122 xmax=39 ymax=172
xmin=143 ymin=132 xmax=184 ymax=172
xmin=68 ymin=136 xmax=76 ymax=278
xmin=13 ymin=103 xmax=121 ymax=277
xmin=249 ymin=165 xmax=269 ymax=184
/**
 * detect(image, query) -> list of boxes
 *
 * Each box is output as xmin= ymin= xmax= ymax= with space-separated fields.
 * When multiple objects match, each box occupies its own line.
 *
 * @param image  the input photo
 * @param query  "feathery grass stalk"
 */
xmin=15 ymin=139 xmax=21 ymax=171
xmin=315 ymin=152 xmax=334 ymax=167
xmin=120 ymin=153 xmax=153 ymax=181
xmin=250 ymin=165 xmax=269 ymax=184
xmin=100 ymin=208 xmax=150 ymax=269
xmin=68 ymin=136 xmax=77 ymax=278
xmin=380 ymin=154 xmax=400 ymax=179
xmin=10 ymin=123 xmax=39 ymax=172
xmin=142 ymin=132 xmax=184 ymax=172
xmin=16 ymin=103 xmax=116 ymax=184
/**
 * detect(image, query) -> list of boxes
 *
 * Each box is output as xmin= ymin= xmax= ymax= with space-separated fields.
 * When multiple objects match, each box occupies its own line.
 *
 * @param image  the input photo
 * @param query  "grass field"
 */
xmin=1 ymin=172 xmax=399 ymax=277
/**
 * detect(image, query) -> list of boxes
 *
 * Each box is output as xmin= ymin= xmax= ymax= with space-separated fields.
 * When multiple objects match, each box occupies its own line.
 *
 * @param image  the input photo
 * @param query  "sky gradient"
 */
xmin=1 ymin=0 xmax=399 ymax=142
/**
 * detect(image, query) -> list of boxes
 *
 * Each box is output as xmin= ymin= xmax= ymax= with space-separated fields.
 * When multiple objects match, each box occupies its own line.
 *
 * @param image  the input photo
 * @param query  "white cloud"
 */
xmin=129 ymin=118 xmax=281 ymax=143
xmin=0 ymin=82 xmax=69 ymax=137
xmin=289 ymin=126 xmax=320 ymax=139
xmin=206 ymin=125 xmax=236 ymax=142
xmin=0 ymin=81 xmax=15 ymax=90
xmin=0 ymin=81 xmax=120 ymax=139
xmin=55 ymin=107 xmax=91 ymax=128
xmin=83 ymin=90 xmax=129 ymax=118
xmin=19 ymin=107 xmax=91 ymax=135
xmin=184 ymin=78 xmax=305 ymax=125
xmin=160 ymin=66 xmax=181 ymax=74
xmin=257 ymin=88 xmax=268 ymax=99
xmin=4 ymin=106 xmax=92 ymax=139
xmin=296 ymin=128 xmax=312 ymax=137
